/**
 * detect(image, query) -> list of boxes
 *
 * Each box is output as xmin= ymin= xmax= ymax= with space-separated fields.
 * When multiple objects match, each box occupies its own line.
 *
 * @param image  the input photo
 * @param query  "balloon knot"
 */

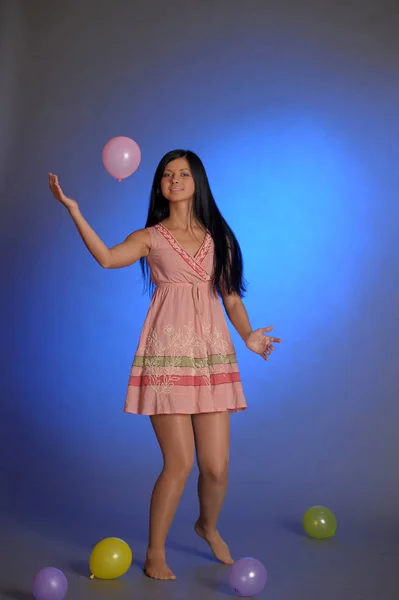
xmin=117 ymin=178 xmax=122 ymax=183
xmin=90 ymin=574 xmax=95 ymax=579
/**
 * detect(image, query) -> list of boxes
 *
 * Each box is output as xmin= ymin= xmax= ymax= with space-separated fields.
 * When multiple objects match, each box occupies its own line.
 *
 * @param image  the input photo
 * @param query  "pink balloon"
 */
xmin=102 ymin=137 xmax=141 ymax=181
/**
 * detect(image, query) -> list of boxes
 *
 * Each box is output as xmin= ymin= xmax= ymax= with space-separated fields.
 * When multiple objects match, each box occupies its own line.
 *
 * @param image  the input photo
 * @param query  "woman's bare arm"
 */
xmin=69 ymin=206 xmax=150 ymax=268
xmin=49 ymin=173 xmax=150 ymax=268
xmin=221 ymin=292 xmax=252 ymax=342
xmin=220 ymin=240 xmax=281 ymax=358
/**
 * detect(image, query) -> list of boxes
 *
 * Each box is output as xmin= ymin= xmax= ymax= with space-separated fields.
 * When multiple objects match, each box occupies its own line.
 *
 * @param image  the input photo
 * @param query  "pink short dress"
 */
xmin=123 ymin=223 xmax=247 ymax=415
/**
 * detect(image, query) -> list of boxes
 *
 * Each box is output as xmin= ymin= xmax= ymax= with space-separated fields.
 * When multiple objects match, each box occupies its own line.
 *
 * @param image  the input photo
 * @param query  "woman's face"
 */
xmin=160 ymin=157 xmax=195 ymax=203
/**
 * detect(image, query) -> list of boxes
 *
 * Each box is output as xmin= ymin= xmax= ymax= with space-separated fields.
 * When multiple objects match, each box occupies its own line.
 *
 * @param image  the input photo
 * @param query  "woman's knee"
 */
xmin=199 ymin=460 xmax=229 ymax=483
xmin=164 ymin=454 xmax=194 ymax=480
xmin=151 ymin=414 xmax=195 ymax=481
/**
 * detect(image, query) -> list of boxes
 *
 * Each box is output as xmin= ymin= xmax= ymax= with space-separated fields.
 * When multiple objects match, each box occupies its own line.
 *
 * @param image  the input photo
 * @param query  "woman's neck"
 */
xmin=166 ymin=201 xmax=198 ymax=230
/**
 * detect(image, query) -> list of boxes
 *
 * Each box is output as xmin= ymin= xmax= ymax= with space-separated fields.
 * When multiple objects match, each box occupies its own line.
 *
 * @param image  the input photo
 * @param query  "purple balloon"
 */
xmin=228 ymin=557 xmax=267 ymax=597
xmin=102 ymin=136 xmax=141 ymax=181
xmin=32 ymin=567 xmax=68 ymax=600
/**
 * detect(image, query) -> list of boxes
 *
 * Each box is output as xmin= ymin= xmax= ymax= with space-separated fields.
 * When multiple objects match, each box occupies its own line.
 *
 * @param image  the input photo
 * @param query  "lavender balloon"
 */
xmin=32 ymin=567 xmax=68 ymax=600
xmin=228 ymin=557 xmax=267 ymax=597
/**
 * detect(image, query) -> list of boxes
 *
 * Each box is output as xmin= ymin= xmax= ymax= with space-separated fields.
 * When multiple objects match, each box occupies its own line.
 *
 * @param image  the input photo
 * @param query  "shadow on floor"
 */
xmin=166 ymin=537 xmax=216 ymax=562
xmin=0 ymin=590 xmax=32 ymax=600
xmin=198 ymin=575 xmax=235 ymax=596
xmin=279 ymin=515 xmax=308 ymax=537
xmin=192 ymin=563 xmax=236 ymax=596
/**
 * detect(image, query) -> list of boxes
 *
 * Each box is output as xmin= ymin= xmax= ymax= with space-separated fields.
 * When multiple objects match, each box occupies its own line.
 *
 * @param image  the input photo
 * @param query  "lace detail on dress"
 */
xmin=137 ymin=322 xmax=230 ymax=395
xmin=196 ymin=234 xmax=212 ymax=264
xmin=154 ymin=223 xmax=212 ymax=281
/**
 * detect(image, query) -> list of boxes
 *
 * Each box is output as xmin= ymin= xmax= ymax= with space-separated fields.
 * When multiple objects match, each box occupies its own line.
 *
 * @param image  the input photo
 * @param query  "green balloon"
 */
xmin=302 ymin=505 xmax=337 ymax=539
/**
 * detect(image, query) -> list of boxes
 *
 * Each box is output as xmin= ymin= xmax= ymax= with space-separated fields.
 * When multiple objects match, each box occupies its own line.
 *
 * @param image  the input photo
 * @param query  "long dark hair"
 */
xmin=140 ymin=149 xmax=246 ymax=297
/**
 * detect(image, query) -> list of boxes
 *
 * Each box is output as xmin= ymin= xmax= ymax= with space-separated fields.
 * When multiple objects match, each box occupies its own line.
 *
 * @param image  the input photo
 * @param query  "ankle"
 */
xmin=196 ymin=520 xmax=217 ymax=536
xmin=146 ymin=546 xmax=166 ymax=558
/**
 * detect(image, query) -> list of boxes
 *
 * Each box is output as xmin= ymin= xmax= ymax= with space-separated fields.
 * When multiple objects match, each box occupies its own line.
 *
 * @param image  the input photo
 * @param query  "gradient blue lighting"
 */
xmin=15 ymin=113 xmax=372 ymax=453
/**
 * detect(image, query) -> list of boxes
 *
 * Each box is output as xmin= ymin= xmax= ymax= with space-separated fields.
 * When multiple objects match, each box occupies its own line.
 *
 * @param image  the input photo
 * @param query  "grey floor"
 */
xmin=1 ymin=424 xmax=398 ymax=600
xmin=1 ymin=510 xmax=398 ymax=600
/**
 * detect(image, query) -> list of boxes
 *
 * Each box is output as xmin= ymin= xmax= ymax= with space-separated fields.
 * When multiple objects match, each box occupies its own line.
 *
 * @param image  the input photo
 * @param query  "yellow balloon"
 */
xmin=89 ymin=537 xmax=132 ymax=580
xmin=302 ymin=505 xmax=337 ymax=539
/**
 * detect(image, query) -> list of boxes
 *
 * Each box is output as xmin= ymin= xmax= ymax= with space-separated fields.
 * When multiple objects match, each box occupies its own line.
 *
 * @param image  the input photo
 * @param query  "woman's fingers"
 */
xmin=265 ymin=336 xmax=281 ymax=344
xmin=49 ymin=174 xmax=63 ymax=200
xmin=259 ymin=328 xmax=282 ymax=344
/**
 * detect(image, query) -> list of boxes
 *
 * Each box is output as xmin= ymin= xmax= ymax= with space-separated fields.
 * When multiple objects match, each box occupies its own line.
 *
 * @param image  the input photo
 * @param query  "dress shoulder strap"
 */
xmin=147 ymin=225 xmax=164 ymax=252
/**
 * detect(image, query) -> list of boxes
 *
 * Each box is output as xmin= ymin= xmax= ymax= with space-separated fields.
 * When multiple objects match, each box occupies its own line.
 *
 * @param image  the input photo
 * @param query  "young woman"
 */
xmin=48 ymin=149 xmax=281 ymax=581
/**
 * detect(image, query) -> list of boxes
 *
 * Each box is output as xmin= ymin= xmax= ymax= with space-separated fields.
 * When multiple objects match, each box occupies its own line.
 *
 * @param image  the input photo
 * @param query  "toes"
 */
xmin=144 ymin=567 xmax=176 ymax=581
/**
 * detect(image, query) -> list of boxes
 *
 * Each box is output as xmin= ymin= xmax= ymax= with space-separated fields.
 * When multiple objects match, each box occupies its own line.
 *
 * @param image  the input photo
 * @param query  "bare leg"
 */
xmin=144 ymin=414 xmax=194 ymax=580
xmin=192 ymin=411 xmax=233 ymax=565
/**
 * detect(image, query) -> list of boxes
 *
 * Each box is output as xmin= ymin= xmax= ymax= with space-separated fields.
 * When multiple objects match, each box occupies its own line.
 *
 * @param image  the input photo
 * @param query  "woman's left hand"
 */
xmin=245 ymin=326 xmax=282 ymax=360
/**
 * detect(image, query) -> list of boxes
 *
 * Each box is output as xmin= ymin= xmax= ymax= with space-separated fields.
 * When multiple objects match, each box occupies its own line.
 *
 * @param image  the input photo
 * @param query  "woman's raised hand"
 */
xmin=48 ymin=173 xmax=78 ymax=212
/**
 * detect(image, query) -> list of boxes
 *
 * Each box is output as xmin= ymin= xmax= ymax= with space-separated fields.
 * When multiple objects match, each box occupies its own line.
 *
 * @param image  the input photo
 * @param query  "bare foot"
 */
xmin=143 ymin=548 xmax=176 ymax=580
xmin=194 ymin=520 xmax=234 ymax=565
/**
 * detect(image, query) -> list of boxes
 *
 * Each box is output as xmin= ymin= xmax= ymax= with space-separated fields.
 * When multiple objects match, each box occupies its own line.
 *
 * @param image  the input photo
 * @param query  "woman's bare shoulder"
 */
xmin=125 ymin=227 xmax=152 ymax=251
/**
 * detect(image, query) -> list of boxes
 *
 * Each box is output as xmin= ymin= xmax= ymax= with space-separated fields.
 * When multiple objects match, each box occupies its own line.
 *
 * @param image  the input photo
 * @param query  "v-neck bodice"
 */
xmin=156 ymin=222 xmax=210 ymax=260
xmin=148 ymin=223 xmax=214 ymax=285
